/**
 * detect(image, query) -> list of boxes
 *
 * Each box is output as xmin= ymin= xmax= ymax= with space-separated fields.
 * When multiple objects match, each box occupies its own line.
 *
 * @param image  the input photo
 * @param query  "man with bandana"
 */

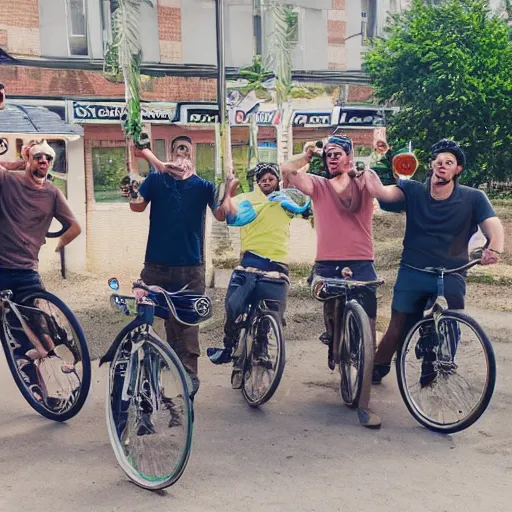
xmin=363 ymin=139 xmax=504 ymax=386
xmin=0 ymin=140 xmax=81 ymax=294
xmin=128 ymin=136 xmax=229 ymax=395
xmin=281 ymin=135 xmax=382 ymax=428
xmin=206 ymin=163 xmax=297 ymax=385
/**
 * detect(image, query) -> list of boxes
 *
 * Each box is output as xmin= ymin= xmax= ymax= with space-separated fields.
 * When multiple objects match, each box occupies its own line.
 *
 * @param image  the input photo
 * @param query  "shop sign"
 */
xmin=72 ymin=101 xmax=176 ymax=123
xmin=292 ymin=111 xmax=333 ymax=127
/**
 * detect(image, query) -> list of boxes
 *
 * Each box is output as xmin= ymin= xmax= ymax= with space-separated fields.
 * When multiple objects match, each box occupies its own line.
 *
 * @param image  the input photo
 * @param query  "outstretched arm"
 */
xmin=362 ymin=169 xmax=405 ymax=203
xmin=0 ymin=160 xmax=25 ymax=171
xmin=135 ymin=147 xmax=192 ymax=179
xmin=280 ymin=145 xmax=316 ymax=196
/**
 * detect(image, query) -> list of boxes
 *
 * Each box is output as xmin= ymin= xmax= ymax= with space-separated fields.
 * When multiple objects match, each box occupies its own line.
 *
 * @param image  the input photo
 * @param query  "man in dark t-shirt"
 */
xmin=129 ymin=136 xmax=227 ymax=393
xmin=363 ymin=139 xmax=504 ymax=385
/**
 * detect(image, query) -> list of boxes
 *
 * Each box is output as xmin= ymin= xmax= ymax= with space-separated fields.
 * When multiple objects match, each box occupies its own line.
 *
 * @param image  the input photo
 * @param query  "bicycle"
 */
xmin=396 ymin=256 xmax=496 ymax=434
xmin=0 ymin=222 xmax=91 ymax=421
xmin=311 ymin=274 xmax=384 ymax=408
xmin=228 ymin=272 xmax=287 ymax=408
xmin=100 ymin=278 xmax=213 ymax=490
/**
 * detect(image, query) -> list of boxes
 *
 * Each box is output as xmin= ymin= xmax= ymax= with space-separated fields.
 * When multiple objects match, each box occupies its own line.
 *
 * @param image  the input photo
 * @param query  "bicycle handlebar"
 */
xmin=405 ymin=258 xmax=482 ymax=275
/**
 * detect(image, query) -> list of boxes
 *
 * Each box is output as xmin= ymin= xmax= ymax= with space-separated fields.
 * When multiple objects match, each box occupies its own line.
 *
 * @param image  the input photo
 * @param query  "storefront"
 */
xmin=67 ymin=99 xmax=280 ymax=274
xmin=291 ymin=105 xmax=394 ymax=166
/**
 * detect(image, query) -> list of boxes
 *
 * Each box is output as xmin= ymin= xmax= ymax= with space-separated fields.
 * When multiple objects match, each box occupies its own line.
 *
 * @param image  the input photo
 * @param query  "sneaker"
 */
xmin=372 ymin=363 xmax=391 ymax=384
xmin=327 ymin=341 xmax=335 ymax=371
xmin=253 ymin=340 xmax=273 ymax=370
xmin=357 ymin=408 xmax=382 ymax=429
xmin=231 ymin=358 xmax=243 ymax=389
xmin=186 ymin=371 xmax=200 ymax=399
xmin=319 ymin=332 xmax=330 ymax=346
xmin=161 ymin=395 xmax=182 ymax=428
xmin=420 ymin=352 xmax=437 ymax=388
xmin=136 ymin=411 xmax=156 ymax=436
xmin=207 ymin=347 xmax=233 ymax=365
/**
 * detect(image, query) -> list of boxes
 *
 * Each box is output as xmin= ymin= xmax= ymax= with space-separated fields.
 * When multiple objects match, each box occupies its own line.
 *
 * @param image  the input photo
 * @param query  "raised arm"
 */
xmin=280 ymin=148 xmax=315 ymax=196
xmin=362 ymin=169 xmax=405 ymax=203
xmin=212 ymin=178 xmax=239 ymax=222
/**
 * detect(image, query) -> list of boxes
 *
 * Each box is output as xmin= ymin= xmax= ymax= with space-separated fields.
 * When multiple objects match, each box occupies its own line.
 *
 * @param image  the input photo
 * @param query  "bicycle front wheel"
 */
xmin=242 ymin=311 xmax=285 ymax=407
xmin=397 ymin=311 xmax=496 ymax=434
xmin=106 ymin=329 xmax=193 ymax=490
xmin=339 ymin=301 xmax=374 ymax=409
xmin=0 ymin=291 xmax=91 ymax=422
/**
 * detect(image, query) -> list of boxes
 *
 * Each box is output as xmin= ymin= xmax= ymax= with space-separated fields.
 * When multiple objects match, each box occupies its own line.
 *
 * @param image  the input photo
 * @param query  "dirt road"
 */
xmin=1 ymin=300 xmax=512 ymax=512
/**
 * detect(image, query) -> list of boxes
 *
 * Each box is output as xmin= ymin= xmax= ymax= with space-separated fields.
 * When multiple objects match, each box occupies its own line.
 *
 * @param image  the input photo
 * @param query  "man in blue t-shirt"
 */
xmin=363 ymin=139 xmax=504 ymax=385
xmin=129 ymin=136 xmax=227 ymax=393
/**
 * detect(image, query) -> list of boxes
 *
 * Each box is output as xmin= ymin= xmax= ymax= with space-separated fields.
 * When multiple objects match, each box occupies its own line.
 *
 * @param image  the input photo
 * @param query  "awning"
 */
xmin=0 ymin=104 xmax=83 ymax=140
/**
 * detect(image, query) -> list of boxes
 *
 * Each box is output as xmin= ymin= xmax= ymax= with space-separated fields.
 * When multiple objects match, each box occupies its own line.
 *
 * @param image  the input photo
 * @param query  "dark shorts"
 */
xmin=223 ymin=252 xmax=289 ymax=347
xmin=141 ymin=263 xmax=205 ymax=376
xmin=392 ymin=266 xmax=466 ymax=314
xmin=0 ymin=268 xmax=44 ymax=298
xmin=315 ymin=260 xmax=378 ymax=319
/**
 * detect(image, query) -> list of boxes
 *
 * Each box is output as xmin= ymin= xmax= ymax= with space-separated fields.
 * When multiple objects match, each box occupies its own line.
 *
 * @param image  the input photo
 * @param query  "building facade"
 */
xmin=0 ymin=0 xmax=401 ymax=276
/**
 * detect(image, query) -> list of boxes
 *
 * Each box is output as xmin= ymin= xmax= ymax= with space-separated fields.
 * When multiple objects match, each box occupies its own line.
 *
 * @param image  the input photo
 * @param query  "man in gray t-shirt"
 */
xmin=0 ymin=140 xmax=81 ymax=294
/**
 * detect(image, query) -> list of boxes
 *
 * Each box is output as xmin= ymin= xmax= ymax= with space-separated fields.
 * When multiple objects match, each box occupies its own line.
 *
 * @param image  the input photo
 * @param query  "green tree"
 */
xmin=364 ymin=0 xmax=512 ymax=187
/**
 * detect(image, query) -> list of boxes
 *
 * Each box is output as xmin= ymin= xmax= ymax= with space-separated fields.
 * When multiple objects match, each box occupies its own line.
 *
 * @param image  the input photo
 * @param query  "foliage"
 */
xmin=92 ymin=148 xmax=127 ymax=193
xmin=103 ymin=0 xmax=153 ymax=143
xmin=263 ymin=1 xmax=294 ymax=109
xmin=364 ymin=0 xmax=512 ymax=187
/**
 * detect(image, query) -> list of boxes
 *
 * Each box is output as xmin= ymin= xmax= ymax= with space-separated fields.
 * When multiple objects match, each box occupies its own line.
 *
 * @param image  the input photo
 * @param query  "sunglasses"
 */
xmin=33 ymin=153 xmax=54 ymax=163
xmin=326 ymin=152 xmax=343 ymax=159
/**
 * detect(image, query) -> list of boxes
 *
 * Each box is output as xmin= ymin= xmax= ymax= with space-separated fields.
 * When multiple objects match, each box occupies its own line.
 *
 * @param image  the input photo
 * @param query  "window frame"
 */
xmin=65 ymin=0 xmax=89 ymax=56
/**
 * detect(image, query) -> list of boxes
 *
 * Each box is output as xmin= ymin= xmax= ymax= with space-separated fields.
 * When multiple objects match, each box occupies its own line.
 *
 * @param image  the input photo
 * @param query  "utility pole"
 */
xmin=215 ymin=0 xmax=232 ymax=180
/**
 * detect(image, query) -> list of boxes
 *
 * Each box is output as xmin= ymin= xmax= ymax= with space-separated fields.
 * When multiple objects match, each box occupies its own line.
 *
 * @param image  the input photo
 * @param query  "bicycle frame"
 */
xmin=0 ymin=290 xmax=52 ymax=359
xmin=311 ymin=276 xmax=383 ymax=365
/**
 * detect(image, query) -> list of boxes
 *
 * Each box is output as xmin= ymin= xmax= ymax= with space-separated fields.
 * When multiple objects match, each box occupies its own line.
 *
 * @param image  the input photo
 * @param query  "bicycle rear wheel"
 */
xmin=242 ymin=311 xmax=285 ymax=407
xmin=397 ymin=311 xmax=496 ymax=434
xmin=106 ymin=328 xmax=193 ymax=490
xmin=0 ymin=291 xmax=91 ymax=422
xmin=339 ymin=301 xmax=373 ymax=409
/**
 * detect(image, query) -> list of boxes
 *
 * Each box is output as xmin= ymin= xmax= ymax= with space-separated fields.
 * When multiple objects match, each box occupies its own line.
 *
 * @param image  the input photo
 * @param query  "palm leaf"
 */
xmin=262 ymin=1 xmax=293 ymax=108
xmin=103 ymin=0 xmax=154 ymax=143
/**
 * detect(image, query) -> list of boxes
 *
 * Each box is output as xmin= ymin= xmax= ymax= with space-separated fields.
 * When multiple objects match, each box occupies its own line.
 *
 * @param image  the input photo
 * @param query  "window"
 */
xmin=361 ymin=0 xmax=377 ymax=43
xmin=92 ymin=147 xmax=128 ymax=203
xmin=66 ymin=0 xmax=88 ymax=55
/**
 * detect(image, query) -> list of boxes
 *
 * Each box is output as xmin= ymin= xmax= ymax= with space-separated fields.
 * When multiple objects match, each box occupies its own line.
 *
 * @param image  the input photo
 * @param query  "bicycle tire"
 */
xmin=106 ymin=329 xmax=194 ymax=490
xmin=0 ymin=291 xmax=91 ymax=422
xmin=396 ymin=311 xmax=496 ymax=434
xmin=339 ymin=300 xmax=374 ymax=409
xmin=242 ymin=311 xmax=285 ymax=407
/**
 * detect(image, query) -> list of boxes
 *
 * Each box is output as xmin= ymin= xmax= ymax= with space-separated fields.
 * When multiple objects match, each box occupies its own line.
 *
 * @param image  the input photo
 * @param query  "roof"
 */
xmin=0 ymin=104 xmax=83 ymax=137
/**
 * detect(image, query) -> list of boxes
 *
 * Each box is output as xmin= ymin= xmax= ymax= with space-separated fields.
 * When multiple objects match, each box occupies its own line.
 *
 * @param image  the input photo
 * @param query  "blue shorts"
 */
xmin=0 ymin=268 xmax=44 ymax=298
xmin=315 ymin=260 xmax=378 ymax=319
xmin=392 ymin=266 xmax=466 ymax=314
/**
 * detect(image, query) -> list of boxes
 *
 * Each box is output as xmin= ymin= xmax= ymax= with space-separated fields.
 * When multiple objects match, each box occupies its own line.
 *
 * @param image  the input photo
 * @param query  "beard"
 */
xmin=32 ymin=168 xmax=48 ymax=184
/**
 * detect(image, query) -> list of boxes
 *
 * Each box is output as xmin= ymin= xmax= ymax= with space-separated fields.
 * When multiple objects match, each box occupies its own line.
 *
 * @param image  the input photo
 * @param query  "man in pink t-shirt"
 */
xmin=281 ymin=135 xmax=380 ymax=428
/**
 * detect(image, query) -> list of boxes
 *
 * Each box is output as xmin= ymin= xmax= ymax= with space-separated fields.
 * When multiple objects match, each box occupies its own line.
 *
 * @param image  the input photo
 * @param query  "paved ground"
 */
xmin=1 ymin=308 xmax=512 ymax=512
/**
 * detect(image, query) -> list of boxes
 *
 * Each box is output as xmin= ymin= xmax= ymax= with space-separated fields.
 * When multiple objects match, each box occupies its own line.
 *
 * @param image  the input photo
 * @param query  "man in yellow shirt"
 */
xmin=208 ymin=163 xmax=297 ymax=367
